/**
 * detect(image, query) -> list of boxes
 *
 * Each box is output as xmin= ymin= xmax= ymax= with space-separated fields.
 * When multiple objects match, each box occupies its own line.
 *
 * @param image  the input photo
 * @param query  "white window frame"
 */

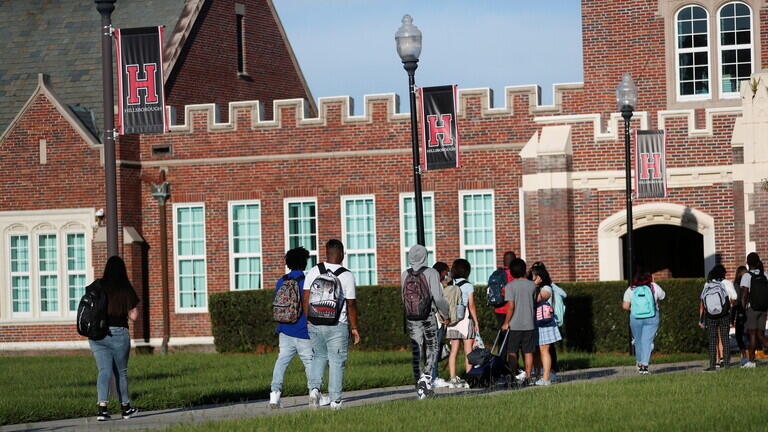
xmin=458 ymin=190 xmax=496 ymax=285
xmin=228 ymin=200 xmax=263 ymax=290
xmin=36 ymin=232 xmax=60 ymax=317
xmin=674 ymin=4 xmax=712 ymax=101
xmin=8 ymin=233 xmax=32 ymax=319
xmin=341 ymin=194 xmax=377 ymax=285
xmin=64 ymin=231 xmax=87 ymax=314
xmin=398 ymin=192 xmax=436 ymax=271
xmin=717 ymin=1 xmax=754 ymax=99
xmin=173 ymin=202 xmax=208 ymax=312
xmin=283 ymin=197 xmax=319 ymax=270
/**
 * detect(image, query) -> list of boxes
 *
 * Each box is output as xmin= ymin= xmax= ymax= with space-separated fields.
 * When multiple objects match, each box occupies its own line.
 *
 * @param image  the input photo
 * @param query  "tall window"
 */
xmin=229 ymin=201 xmax=262 ymax=290
xmin=400 ymin=193 xmax=435 ymax=270
xmin=460 ymin=191 xmax=495 ymax=285
xmin=285 ymin=199 xmax=318 ymax=269
xmin=66 ymin=233 xmax=87 ymax=312
xmin=9 ymin=235 xmax=31 ymax=315
xmin=174 ymin=204 xmax=207 ymax=310
xmin=718 ymin=2 xmax=753 ymax=96
xmin=342 ymin=196 xmax=377 ymax=285
xmin=38 ymin=234 xmax=58 ymax=313
xmin=676 ymin=5 xmax=710 ymax=99
xmin=236 ymin=13 xmax=245 ymax=74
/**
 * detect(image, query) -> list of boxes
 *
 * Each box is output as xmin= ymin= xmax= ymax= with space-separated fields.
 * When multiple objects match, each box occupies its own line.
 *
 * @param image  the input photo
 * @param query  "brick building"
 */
xmin=1 ymin=0 xmax=767 ymax=349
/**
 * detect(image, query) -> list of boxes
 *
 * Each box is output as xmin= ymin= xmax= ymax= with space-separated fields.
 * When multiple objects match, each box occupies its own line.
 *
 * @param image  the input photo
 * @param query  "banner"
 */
xmin=418 ymin=85 xmax=460 ymax=170
xmin=115 ymin=26 xmax=167 ymax=135
xmin=634 ymin=130 xmax=667 ymax=198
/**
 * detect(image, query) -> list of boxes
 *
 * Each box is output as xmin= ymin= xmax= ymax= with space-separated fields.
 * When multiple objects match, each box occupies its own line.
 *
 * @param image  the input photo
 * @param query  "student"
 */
xmin=699 ymin=265 xmax=733 ymax=371
xmin=501 ymin=258 xmax=538 ymax=385
xmin=740 ymin=252 xmax=768 ymax=368
xmin=305 ymin=240 xmax=360 ymax=409
xmin=88 ymin=256 xmax=140 ymax=421
xmin=445 ymin=259 xmax=479 ymax=388
xmin=401 ymin=245 xmax=450 ymax=399
xmin=622 ymin=272 xmax=666 ymax=374
xmin=531 ymin=266 xmax=561 ymax=385
xmin=269 ymin=247 xmax=313 ymax=409
xmin=492 ymin=252 xmax=517 ymax=375
xmin=430 ymin=261 xmax=451 ymax=388
xmin=530 ymin=261 xmax=566 ymax=381
xmin=732 ymin=265 xmax=749 ymax=365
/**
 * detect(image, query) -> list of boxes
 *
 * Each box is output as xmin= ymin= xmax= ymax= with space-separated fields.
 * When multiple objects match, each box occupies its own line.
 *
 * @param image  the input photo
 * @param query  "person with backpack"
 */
xmin=85 ymin=256 xmax=140 ymax=421
xmin=501 ymin=258 xmax=538 ymax=385
xmin=530 ymin=265 xmax=561 ymax=385
xmin=269 ymin=247 xmax=312 ymax=408
xmin=622 ymin=272 xmax=666 ymax=375
xmin=304 ymin=239 xmax=360 ymax=409
xmin=740 ymin=252 xmax=768 ymax=368
xmin=530 ymin=261 xmax=566 ymax=382
xmin=732 ymin=265 xmax=749 ymax=365
xmin=401 ymin=245 xmax=450 ymax=399
xmin=699 ymin=264 xmax=733 ymax=371
xmin=488 ymin=251 xmax=517 ymax=374
xmin=445 ymin=259 xmax=479 ymax=389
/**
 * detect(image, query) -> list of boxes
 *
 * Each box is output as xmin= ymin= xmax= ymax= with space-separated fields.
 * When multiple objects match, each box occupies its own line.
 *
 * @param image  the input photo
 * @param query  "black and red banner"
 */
xmin=418 ymin=85 xmax=460 ymax=170
xmin=634 ymin=130 xmax=667 ymax=198
xmin=115 ymin=26 xmax=167 ymax=135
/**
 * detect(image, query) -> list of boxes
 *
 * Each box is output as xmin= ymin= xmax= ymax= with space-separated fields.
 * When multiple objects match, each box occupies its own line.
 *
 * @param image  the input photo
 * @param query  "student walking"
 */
xmin=445 ymin=259 xmax=479 ymax=389
xmin=501 ymin=258 xmax=538 ymax=385
xmin=530 ymin=261 xmax=566 ymax=381
xmin=305 ymin=240 xmax=360 ymax=409
xmin=531 ymin=266 xmax=562 ymax=385
xmin=732 ymin=265 xmax=749 ymax=365
xmin=622 ymin=272 xmax=666 ymax=374
xmin=269 ymin=247 xmax=313 ymax=408
xmin=739 ymin=252 xmax=768 ymax=368
xmin=489 ymin=251 xmax=517 ymax=374
xmin=87 ymin=256 xmax=140 ymax=421
xmin=700 ymin=265 xmax=733 ymax=371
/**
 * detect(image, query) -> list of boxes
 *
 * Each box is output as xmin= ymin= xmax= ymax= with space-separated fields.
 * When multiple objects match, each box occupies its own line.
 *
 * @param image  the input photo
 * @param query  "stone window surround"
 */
xmin=228 ymin=200 xmax=262 ymax=291
xmin=398 ymin=192 xmax=436 ymax=272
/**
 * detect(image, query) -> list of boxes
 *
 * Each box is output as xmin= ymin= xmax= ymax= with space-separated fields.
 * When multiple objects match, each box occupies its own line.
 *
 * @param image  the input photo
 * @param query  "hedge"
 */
xmin=209 ymin=279 xmax=708 ymax=354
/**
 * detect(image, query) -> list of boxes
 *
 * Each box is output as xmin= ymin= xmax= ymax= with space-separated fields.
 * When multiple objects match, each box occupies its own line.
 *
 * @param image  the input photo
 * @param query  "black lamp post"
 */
xmin=395 ymin=15 xmax=425 ymax=246
xmin=616 ymin=73 xmax=638 ymax=285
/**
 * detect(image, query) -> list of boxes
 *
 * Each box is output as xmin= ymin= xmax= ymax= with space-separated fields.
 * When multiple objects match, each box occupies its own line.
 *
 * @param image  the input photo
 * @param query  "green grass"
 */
xmin=174 ymin=367 xmax=768 ymax=432
xmin=0 ymin=351 xmax=704 ymax=425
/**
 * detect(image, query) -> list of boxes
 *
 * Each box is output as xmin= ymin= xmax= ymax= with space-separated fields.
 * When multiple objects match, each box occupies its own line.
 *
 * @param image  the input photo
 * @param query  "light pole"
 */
xmin=395 ymin=15 xmax=425 ymax=246
xmin=616 ymin=73 xmax=638 ymax=284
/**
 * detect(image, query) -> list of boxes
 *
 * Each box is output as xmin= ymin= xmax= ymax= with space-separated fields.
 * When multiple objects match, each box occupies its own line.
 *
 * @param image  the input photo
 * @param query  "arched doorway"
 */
xmin=621 ymin=225 xmax=704 ymax=278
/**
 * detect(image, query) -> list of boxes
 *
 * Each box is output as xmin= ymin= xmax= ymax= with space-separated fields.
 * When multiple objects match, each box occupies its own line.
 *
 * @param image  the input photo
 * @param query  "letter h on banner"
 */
xmin=426 ymin=114 xmax=454 ymax=147
xmin=125 ymin=64 xmax=158 ymax=105
xmin=639 ymin=153 xmax=662 ymax=179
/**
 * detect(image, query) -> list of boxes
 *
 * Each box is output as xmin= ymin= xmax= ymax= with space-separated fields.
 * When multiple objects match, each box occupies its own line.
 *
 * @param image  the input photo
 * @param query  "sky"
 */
xmin=272 ymin=0 xmax=583 ymax=111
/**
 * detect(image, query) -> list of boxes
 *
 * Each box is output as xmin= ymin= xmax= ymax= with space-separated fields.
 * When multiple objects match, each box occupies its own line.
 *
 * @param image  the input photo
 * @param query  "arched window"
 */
xmin=675 ymin=5 xmax=710 ymax=99
xmin=718 ymin=2 xmax=753 ymax=96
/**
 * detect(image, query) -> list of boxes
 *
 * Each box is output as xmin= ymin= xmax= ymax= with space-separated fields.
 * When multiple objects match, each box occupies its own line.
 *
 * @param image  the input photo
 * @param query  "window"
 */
xmin=9 ymin=235 xmax=31 ymax=316
xmin=236 ymin=13 xmax=245 ymax=74
xmin=459 ymin=191 xmax=495 ymax=285
xmin=342 ymin=196 xmax=376 ymax=285
xmin=718 ymin=2 xmax=753 ymax=96
xmin=399 ymin=193 xmax=436 ymax=270
xmin=38 ymin=234 xmax=58 ymax=313
xmin=174 ymin=204 xmax=207 ymax=310
xmin=66 ymin=233 xmax=87 ymax=312
xmin=675 ymin=5 xmax=710 ymax=99
xmin=229 ymin=201 xmax=262 ymax=290
xmin=285 ymin=199 xmax=318 ymax=269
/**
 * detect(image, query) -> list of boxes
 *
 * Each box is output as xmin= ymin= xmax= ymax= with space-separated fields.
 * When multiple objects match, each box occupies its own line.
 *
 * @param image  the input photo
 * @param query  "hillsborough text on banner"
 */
xmin=634 ymin=130 xmax=667 ymax=198
xmin=418 ymin=85 xmax=461 ymax=170
xmin=115 ymin=26 xmax=167 ymax=135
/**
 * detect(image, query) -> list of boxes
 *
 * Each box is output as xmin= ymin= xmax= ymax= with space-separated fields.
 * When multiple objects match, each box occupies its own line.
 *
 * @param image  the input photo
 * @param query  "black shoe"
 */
xmin=121 ymin=404 xmax=139 ymax=419
xmin=96 ymin=405 xmax=110 ymax=421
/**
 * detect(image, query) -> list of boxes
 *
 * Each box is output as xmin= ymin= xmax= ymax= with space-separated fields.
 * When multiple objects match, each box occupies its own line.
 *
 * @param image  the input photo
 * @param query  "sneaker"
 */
xmin=640 ymin=366 xmax=650 ymax=375
xmin=448 ymin=376 xmax=469 ymax=389
xmin=330 ymin=400 xmax=343 ymax=410
xmin=534 ymin=378 xmax=552 ymax=386
xmin=96 ymin=405 xmax=110 ymax=422
xmin=269 ymin=391 xmax=281 ymax=409
xmin=742 ymin=361 xmax=757 ymax=369
xmin=309 ymin=388 xmax=331 ymax=408
xmin=716 ymin=360 xmax=723 ymax=369
xmin=515 ymin=370 xmax=527 ymax=382
xmin=740 ymin=357 xmax=749 ymax=366
xmin=416 ymin=376 xmax=433 ymax=399
xmin=121 ymin=404 xmax=138 ymax=419
xmin=433 ymin=377 xmax=450 ymax=388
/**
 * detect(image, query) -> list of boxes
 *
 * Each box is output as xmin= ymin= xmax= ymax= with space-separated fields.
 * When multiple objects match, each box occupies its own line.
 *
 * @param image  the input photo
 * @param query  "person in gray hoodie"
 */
xmin=401 ymin=244 xmax=450 ymax=399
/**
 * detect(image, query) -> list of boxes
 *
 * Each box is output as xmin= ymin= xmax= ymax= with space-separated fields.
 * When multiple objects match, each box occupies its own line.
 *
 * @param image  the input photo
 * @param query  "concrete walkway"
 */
xmin=1 ymin=360 xmax=714 ymax=432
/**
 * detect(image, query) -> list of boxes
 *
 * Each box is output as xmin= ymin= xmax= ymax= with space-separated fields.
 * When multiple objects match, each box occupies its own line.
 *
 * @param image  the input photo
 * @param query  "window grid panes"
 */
xmin=176 ymin=205 xmax=207 ymax=308
xmin=719 ymin=2 xmax=752 ymax=94
xmin=38 ymin=234 xmax=58 ymax=313
xmin=231 ymin=203 xmax=262 ymax=290
xmin=401 ymin=195 xmax=435 ymax=270
xmin=461 ymin=192 xmax=495 ymax=285
xmin=66 ymin=233 xmax=87 ymax=312
xmin=287 ymin=201 xmax=318 ymax=269
xmin=10 ymin=235 xmax=31 ymax=314
xmin=676 ymin=5 xmax=710 ymax=97
xmin=343 ymin=197 xmax=376 ymax=285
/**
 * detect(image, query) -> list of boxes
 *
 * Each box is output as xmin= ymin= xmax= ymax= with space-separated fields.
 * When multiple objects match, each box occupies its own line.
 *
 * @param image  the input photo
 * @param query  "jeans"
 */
xmin=271 ymin=333 xmax=313 ymax=392
xmin=431 ymin=325 xmax=446 ymax=379
xmin=629 ymin=313 xmax=660 ymax=366
xmin=308 ymin=322 xmax=349 ymax=402
xmin=406 ymin=316 xmax=439 ymax=383
xmin=89 ymin=326 xmax=131 ymax=404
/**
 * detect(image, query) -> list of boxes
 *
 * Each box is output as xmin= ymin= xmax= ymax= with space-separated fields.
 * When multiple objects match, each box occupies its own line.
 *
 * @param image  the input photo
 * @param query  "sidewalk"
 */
xmin=1 ymin=360 xmax=712 ymax=432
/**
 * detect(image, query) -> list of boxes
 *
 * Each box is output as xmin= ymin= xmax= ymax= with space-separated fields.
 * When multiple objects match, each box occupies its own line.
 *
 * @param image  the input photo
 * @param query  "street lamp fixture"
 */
xmin=616 ymin=73 xmax=638 ymax=284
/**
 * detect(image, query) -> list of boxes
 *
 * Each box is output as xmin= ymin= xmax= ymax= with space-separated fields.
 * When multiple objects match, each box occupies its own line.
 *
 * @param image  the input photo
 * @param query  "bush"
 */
xmin=210 ymin=279 xmax=708 ymax=354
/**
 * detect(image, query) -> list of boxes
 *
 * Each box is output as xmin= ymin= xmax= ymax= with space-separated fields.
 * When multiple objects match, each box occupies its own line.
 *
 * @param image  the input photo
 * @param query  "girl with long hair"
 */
xmin=621 ymin=271 xmax=666 ymax=374
xmin=530 ymin=266 xmax=561 ymax=385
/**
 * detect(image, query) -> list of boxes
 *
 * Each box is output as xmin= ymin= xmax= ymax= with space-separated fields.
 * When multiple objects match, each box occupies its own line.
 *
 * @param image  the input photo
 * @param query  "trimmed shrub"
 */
xmin=210 ymin=279 xmax=708 ymax=354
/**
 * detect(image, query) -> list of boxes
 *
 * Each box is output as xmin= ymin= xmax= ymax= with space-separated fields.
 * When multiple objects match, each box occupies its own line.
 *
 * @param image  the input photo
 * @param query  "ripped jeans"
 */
xmin=308 ymin=322 xmax=349 ymax=402
xmin=407 ymin=316 xmax=439 ymax=383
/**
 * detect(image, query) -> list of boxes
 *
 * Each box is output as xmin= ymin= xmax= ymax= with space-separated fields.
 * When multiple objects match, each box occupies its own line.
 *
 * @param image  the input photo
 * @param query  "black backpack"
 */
xmin=749 ymin=271 xmax=768 ymax=312
xmin=76 ymin=280 xmax=109 ymax=340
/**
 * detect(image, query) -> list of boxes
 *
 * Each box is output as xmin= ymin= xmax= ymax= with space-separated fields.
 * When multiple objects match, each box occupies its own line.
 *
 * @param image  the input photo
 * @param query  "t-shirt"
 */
xmin=494 ymin=267 xmax=513 ymax=314
xmin=505 ymin=278 xmax=536 ymax=331
xmin=622 ymin=282 xmax=666 ymax=310
xmin=740 ymin=269 xmax=762 ymax=309
xmin=276 ymin=270 xmax=309 ymax=339
xmin=454 ymin=278 xmax=474 ymax=306
xmin=721 ymin=279 xmax=738 ymax=301
xmin=304 ymin=262 xmax=356 ymax=324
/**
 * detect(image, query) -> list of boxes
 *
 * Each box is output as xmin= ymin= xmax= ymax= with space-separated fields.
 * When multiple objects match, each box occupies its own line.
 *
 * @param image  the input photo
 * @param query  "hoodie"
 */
xmin=400 ymin=244 xmax=450 ymax=319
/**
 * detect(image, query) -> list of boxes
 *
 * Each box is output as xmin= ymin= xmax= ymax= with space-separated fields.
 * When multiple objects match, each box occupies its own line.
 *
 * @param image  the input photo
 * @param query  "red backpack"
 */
xmin=402 ymin=267 xmax=432 ymax=321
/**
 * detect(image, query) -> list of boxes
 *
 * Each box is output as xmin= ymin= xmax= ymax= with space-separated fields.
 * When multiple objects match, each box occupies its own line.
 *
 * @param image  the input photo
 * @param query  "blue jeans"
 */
xmin=271 ymin=332 xmax=313 ymax=392
xmin=308 ymin=322 xmax=349 ymax=402
xmin=89 ymin=326 xmax=131 ymax=404
xmin=629 ymin=313 xmax=660 ymax=366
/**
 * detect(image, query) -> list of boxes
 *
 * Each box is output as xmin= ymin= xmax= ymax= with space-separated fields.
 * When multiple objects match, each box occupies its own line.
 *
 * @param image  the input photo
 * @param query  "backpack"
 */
xmin=551 ymin=284 xmax=566 ymax=327
xmin=443 ymin=280 xmax=468 ymax=325
xmin=701 ymin=280 xmax=729 ymax=318
xmin=749 ymin=271 xmax=768 ymax=312
xmin=486 ymin=268 xmax=507 ymax=307
xmin=76 ymin=280 xmax=109 ymax=340
xmin=630 ymin=284 xmax=656 ymax=319
xmin=273 ymin=274 xmax=305 ymax=324
xmin=535 ymin=287 xmax=556 ymax=327
xmin=307 ymin=263 xmax=348 ymax=325
xmin=402 ymin=267 xmax=432 ymax=321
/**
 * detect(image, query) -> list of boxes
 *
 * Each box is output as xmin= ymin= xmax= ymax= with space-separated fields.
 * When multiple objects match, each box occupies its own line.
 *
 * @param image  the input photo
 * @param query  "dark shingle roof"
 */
xmin=0 ymin=0 xmax=187 ymax=139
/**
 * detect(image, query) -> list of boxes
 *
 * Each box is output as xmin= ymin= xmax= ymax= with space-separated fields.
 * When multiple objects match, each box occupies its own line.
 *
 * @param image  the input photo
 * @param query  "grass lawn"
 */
xmin=175 ymin=367 xmax=768 ymax=432
xmin=0 ymin=350 xmax=704 ymax=425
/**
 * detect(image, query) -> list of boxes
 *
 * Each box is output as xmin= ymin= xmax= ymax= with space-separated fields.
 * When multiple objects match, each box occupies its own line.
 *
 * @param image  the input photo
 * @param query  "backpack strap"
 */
xmin=332 ymin=266 xmax=349 ymax=277
xmin=318 ymin=263 xmax=327 ymax=274
xmin=456 ymin=280 xmax=469 ymax=287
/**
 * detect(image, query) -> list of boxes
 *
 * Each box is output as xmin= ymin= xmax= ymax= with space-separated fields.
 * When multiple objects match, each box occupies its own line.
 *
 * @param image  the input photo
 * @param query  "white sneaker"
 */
xmin=741 ymin=361 xmax=757 ymax=369
xmin=740 ymin=357 xmax=749 ymax=366
xmin=269 ymin=391 xmax=281 ymax=409
xmin=515 ymin=371 xmax=527 ymax=383
xmin=309 ymin=388 xmax=331 ymax=408
xmin=534 ymin=378 xmax=552 ymax=386
xmin=432 ymin=377 xmax=450 ymax=388
xmin=330 ymin=400 xmax=343 ymax=410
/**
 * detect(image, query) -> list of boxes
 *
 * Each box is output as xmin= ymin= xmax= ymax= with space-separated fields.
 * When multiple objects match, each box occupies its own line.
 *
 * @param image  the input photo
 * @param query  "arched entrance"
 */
xmin=621 ymin=225 xmax=704 ymax=278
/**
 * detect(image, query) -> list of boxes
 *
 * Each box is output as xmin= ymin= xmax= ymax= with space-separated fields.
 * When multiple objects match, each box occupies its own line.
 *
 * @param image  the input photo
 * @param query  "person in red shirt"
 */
xmin=494 ymin=251 xmax=517 ymax=375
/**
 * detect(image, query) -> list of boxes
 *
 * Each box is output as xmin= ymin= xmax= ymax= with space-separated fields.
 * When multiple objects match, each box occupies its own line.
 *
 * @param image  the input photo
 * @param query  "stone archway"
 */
xmin=598 ymin=203 xmax=716 ymax=281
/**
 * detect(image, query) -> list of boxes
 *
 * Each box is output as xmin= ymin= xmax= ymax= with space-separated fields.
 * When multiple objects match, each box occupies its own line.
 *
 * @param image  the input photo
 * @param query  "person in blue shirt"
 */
xmin=269 ymin=247 xmax=312 ymax=409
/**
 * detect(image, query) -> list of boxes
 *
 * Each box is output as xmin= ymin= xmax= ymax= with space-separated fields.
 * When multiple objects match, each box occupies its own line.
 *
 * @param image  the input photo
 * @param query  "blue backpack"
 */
xmin=486 ymin=268 xmax=508 ymax=307
xmin=630 ymin=285 xmax=656 ymax=319
xmin=551 ymin=284 xmax=566 ymax=327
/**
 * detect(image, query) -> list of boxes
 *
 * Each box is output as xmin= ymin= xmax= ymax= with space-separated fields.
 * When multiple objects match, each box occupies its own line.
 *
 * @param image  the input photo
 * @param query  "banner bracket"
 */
xmin=103 ymin=24 xmax=114 ymax=37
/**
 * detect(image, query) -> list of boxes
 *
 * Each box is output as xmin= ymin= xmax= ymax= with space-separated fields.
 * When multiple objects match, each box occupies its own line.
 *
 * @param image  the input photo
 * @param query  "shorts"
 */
xmin=507 ymin=329 xmax=538 ymax=354
xmin=745 ymin=308 xmax=768 ymax=331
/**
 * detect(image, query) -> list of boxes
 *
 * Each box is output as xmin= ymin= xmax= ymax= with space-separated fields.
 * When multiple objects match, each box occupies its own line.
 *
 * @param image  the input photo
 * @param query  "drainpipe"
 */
xmin=151 ymin=171 xmax=171 ymax=354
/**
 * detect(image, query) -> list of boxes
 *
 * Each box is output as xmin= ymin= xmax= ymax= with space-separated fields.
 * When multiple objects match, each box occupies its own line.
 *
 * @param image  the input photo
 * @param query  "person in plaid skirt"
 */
xmin=531 ymin=266 xmax=561 ymax=386
xmin=700 ymin=264 xmax=734 ymax=371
